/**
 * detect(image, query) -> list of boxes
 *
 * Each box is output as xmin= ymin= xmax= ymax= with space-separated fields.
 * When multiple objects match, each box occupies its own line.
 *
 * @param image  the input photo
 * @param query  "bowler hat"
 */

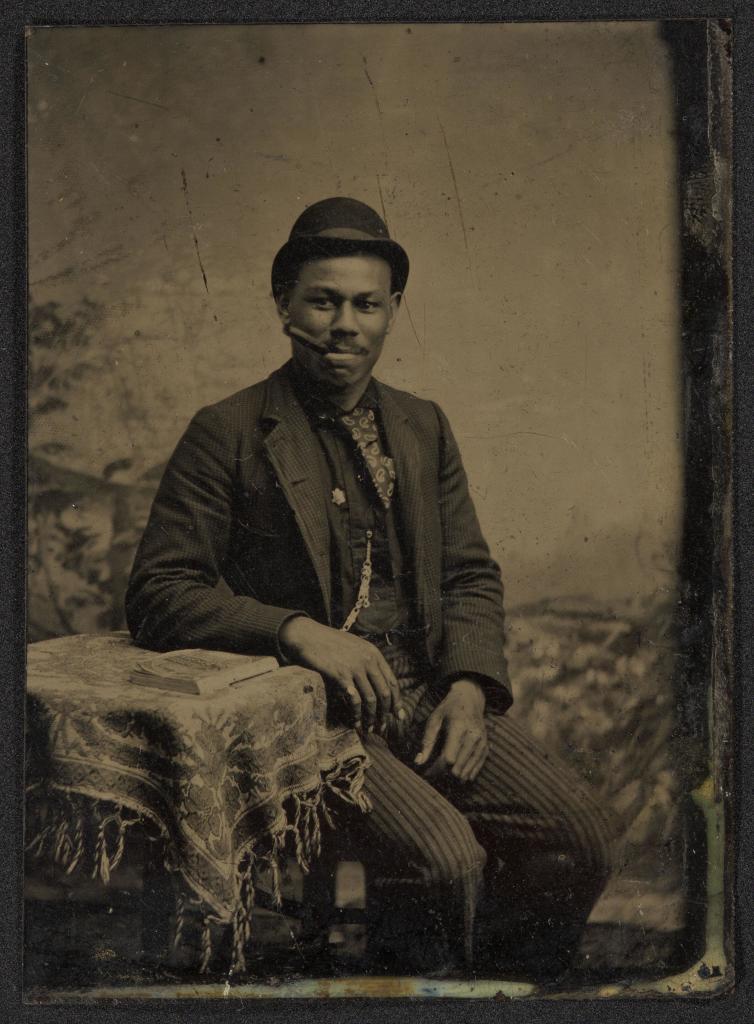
xmin=271 ymin=197 xmax=409 ymax=298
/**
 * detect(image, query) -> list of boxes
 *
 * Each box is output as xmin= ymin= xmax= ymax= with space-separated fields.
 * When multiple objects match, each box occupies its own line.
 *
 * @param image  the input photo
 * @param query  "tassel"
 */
xmin=231 ymin=854 xmax=255 ymax=974
xmin=231 ymin=920 xmax=247 ymax=975
xmin=289 ymin=794 xmax=306 ymax=869
xmin=324 ymin=759 xmax=372 ymax=813
xmin=300 ymin=804 xmax=311 ymax=865
xmin=65 ymin=810 xmax=85 ymax=875
xmin=54 ymin=817 xmax=73 ymax=868
xmin=319 ymin=799 xmax=335 ymax=831
xmin=310 ymin=798 xmax=322 ymax=859
xmin=300 ymin=796 xmax=322 ymax=864
xmin=92 ymin=814 xmax=110 ymax=884
xmin=199 ymin=912 xmax=213 ymax=974
xmin=25 ymin=824 xmax=53 ymax=857
xmin=110 ymin=808 xmax=127 ymax=872
xmin=356 ymin=790 xmax=373 ymax=814
xmin=269 ymin=844 xmax=282 ymax=908
xmin=172 ymin=891 xmax=186 ymax=952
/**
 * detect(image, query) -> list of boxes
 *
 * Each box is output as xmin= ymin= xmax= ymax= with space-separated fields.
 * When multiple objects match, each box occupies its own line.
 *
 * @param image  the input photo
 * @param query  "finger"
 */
xmin=374 ymin=651 xmax=404 ymax=716
xmin=415 ymin=711 xmax=443 ymax=765
xmin=467 ymin=743 xmax=489 ymax=782
xmin=352 ymin=672 xmax=378 ymax=730
xmin=341 ymin=680 xmax=362 ymax=731
xmin=365 ymin=660 xmax=392 ymax=721
xmin=457 ymin=736 xmax=487 ymax=782
xmin=451 ymin=733 xmax=481 ymax=781
xmin=440 ymin=719 xmax=465 ymax=767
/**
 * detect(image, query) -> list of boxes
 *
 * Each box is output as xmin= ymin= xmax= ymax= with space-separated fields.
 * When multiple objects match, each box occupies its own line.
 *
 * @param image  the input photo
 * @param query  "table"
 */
xmin=25 ymin=632 xmax=370 ymax=973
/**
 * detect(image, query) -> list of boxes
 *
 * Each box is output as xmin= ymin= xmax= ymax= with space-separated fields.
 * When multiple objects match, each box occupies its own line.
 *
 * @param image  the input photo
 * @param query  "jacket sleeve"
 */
xmin=125 ymin=405 xmax=303 ymax=655
xmin=432 ymin=402 xmax=512 ymax=714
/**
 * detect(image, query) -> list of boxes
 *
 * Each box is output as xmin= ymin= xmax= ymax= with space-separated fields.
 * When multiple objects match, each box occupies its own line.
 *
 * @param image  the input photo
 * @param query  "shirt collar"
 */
xmin=287 ymin=361 xmax=379 ymax=424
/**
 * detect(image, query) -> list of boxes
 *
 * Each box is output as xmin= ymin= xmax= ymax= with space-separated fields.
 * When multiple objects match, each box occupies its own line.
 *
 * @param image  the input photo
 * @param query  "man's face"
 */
xmin=277 ymin=254 xmax=400 ymax=402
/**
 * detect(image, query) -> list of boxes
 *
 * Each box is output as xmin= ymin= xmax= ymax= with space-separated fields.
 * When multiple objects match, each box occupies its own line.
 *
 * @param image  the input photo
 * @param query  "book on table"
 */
xmin=129 ymin=649 xmax=280 ymax=695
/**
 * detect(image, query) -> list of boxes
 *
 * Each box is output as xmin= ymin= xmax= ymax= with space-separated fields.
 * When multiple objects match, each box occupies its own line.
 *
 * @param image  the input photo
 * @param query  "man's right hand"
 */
xmin=278 ymin=616 xmax=403 ymax=732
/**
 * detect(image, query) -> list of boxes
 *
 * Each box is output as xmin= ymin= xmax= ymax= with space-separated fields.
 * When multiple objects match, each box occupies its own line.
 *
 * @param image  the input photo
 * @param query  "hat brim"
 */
xmin=271 ymin=235 xmax=409 ymax=297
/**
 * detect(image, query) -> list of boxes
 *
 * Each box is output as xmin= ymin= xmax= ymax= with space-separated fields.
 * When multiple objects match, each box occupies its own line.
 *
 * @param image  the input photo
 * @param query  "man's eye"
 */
xmin=309 ymin=297 xmax=334 ymax=308
xmin=357 ymin=300 xmax=381 ymax=310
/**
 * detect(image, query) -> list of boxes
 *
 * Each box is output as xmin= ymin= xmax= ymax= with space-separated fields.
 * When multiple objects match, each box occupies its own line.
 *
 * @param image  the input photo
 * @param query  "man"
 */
xmin=126 ymin=197 xmax=612 ymax=979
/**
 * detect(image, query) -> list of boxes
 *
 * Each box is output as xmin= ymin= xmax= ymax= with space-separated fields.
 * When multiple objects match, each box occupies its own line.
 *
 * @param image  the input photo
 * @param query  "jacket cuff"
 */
xmin=438 ymin=642 xmax=512 ymax=714
xmin=216 ymin=599 xmax=311 ymax=658
xmin=275 ymin=612 xmax=312 ymax=664
xmin=442 ymin=671 xmax=512 ymax=715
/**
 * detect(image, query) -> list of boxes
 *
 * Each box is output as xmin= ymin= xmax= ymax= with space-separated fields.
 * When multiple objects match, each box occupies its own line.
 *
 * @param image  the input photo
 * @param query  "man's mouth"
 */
xmin=287 ymin=325 xmax=367 ymax=358
xmin=325 ymin=347 xmax=366 ymax=357
xmin=322 ymin=350 xmax=363 ymax=365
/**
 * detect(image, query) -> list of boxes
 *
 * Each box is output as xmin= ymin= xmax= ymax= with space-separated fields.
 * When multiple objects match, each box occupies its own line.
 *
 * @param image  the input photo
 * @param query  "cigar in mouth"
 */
xmin=286 ymin=325 xmax=368 ymax=357
xmin=285 ymin=325 xmax=330 ymax=353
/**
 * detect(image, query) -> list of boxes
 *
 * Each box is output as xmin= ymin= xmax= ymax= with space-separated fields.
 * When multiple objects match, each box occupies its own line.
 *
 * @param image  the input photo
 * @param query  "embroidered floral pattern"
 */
xmin=339 ymin=407 xmax=396 ymax=509
xmin=26 ymin=632 xmax=371 ymax=972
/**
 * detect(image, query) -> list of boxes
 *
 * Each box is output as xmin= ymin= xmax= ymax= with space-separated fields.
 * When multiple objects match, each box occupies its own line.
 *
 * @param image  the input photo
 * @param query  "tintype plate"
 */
xmin=20 ymin=16 xmax=733 ymax=1006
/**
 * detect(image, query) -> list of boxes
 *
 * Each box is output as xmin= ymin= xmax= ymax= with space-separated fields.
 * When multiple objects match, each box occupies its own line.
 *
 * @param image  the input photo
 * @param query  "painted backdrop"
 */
xmin=27 ymin=22 xmax=690 ymax=972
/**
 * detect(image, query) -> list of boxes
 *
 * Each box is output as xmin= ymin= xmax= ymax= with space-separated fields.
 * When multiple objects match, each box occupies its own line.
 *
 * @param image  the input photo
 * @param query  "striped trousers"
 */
xmin=330 ymin=642 xmax=614 ymax=975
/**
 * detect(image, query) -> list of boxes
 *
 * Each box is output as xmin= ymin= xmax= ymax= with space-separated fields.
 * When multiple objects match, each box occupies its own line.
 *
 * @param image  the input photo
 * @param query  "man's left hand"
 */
xmin=414 ymin=678 xmax=488 ymax=783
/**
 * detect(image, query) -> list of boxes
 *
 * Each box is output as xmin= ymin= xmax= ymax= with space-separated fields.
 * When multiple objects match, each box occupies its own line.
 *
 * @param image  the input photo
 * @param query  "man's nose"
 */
xmin=330 ymin=301 xmax=358 ymax=334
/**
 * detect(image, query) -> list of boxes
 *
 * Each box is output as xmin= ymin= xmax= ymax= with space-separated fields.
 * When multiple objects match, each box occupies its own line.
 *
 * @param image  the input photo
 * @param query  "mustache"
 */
xmin=285 ymin=325 xmax=368 ymax=357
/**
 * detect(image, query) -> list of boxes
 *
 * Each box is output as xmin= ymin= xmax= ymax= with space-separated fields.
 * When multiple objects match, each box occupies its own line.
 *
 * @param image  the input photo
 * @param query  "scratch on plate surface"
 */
xmin=107 ymin=90 xmax=170 ymax=111
xmin=436 ymin=116 xmax=474 ymax=285
xmin=180 ymin=168 xmax=210 ymax=294
xmin=375 ymin=174 xmax=422 ymax=349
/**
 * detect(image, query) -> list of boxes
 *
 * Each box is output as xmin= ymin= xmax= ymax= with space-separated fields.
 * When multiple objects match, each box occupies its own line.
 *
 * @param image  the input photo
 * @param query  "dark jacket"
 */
xmin=125 ymin=363 xmax=511 ymax=711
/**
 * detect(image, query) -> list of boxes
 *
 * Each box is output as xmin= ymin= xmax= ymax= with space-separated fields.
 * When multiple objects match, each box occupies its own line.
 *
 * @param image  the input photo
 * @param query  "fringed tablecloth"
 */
xmin=25 ymin=632 xmax=370 ymax=972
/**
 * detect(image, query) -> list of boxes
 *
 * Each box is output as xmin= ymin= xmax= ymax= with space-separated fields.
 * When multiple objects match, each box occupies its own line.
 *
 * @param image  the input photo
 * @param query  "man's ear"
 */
xmin=275 ymin=291 xmax=291 ymax=323
xmin=386 ymin=291 xmax=402 ymax=334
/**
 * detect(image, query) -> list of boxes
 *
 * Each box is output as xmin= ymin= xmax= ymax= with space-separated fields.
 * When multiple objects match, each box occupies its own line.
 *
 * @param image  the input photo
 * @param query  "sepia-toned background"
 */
xmin=26 ymin=22 xmax=703 ymax=988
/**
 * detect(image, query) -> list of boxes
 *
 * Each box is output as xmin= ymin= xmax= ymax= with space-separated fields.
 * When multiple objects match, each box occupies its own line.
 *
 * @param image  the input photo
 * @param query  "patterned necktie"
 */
xmin=339 ymin=407 xmax=396 ymax=510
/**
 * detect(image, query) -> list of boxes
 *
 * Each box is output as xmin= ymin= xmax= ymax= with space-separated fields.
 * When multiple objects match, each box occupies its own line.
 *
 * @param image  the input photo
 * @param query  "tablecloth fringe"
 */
xmin=224 ymin=755 xmax=372 ymax=975
xmin=25 ymin=790 xmax=142 ymax=884
xmin=227 ymin=783 xmax=329 ymax=975
xmin=25 ymin=751 xmax=372 ymax=976
xmin=172 ymin=770 xmax=370 ymax=975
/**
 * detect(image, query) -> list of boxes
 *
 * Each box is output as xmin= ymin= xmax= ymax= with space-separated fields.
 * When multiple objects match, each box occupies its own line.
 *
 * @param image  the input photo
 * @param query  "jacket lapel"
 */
xmin=261 ymin=370 xmax=332 ymax=622
xmin=376 ymin=383 xmax=430 ymax=626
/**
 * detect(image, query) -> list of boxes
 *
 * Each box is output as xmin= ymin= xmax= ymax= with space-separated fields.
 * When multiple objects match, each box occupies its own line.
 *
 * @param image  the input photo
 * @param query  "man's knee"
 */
xmin=498 ymin=800 xmax=613 ymax=910
xmin=555 ymin=802 xmax=614 ymax=902
xmin=575 ymin=804 xmax=613 ymax=886
xmin=415 ymin=806 xmax=487 ymax=888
